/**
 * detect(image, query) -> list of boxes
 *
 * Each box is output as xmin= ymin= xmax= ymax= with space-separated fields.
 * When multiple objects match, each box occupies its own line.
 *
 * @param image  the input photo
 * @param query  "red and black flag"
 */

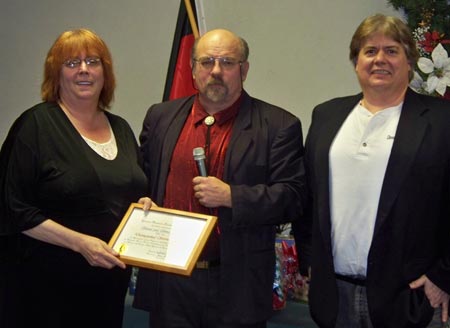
xmin=162 ymin=0 xmax=199 ymax=101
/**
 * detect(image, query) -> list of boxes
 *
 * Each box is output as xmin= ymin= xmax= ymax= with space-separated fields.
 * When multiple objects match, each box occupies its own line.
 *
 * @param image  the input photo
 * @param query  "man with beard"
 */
xmin=133 ymin=29 xmax=306 ymax=328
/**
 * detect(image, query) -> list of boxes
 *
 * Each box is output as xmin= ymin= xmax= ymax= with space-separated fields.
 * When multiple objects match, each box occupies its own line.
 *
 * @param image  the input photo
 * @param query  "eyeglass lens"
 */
xmin=64 ymin=57 xmax=101 ymax=68
xmin=196 ymin=57 xmax=241 ymax=71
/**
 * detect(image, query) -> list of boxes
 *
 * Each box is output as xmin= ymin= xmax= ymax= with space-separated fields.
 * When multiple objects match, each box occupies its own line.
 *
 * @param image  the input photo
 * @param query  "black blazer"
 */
xmin=133 ymin=91 xmax=306 ymax=324
xmin=304 ymin=89 xmax=450 ymax=328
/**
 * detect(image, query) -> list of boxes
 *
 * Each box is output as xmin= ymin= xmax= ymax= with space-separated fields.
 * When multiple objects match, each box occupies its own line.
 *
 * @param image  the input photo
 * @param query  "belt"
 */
xmin=195 ymin=259 xmax=220 ymax=269
xmin=335 ymin=274 xmax=366 ymax=286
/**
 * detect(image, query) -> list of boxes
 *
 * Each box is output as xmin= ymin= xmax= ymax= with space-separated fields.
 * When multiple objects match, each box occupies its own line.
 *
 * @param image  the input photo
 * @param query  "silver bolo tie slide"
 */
xmin=204 ymin=115 xmax=215 ymax=126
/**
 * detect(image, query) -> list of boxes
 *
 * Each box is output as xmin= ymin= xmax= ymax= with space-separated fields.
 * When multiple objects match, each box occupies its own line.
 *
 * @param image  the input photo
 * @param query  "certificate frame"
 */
xmin=108 ymin=203 xmax=217 ymax=276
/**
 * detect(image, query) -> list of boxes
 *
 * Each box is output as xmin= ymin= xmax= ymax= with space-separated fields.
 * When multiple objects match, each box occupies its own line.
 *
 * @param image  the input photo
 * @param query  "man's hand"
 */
xmin=138 ymin=196 xmax=157 ymax=211
xmin=410 ymin=275 xmax=449 ymax=323
xmin=192 ymin=176 xmax=232 ymax=208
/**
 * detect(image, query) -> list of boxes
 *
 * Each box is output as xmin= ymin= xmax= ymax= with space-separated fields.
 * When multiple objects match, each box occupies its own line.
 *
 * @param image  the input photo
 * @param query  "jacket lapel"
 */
xmin=223 ymin=92 xmax=253 ymax=181
xmin=374 ymin=89 xmax=429 ymax=236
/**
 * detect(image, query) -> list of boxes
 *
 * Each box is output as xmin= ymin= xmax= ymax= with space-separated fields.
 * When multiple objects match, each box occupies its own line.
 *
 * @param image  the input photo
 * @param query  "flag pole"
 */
xmin=194 ymin=0 xmax=207 ymax=36
xmin=184 ymin=0 xmax=199 ymax=39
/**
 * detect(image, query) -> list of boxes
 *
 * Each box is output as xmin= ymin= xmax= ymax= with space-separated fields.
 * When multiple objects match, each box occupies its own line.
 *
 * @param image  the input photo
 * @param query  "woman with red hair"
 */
xmin=0 ymin=29 xmax=148 ymax=328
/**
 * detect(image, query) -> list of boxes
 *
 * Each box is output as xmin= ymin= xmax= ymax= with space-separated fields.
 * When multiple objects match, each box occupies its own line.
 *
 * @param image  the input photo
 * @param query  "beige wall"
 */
xmin=0 ymin=0 xmax=400 ymax=143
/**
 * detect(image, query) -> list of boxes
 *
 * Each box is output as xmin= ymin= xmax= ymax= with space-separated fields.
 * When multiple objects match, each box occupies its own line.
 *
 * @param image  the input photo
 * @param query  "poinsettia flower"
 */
xmin=417 ymin=43 xmax=450 ymax=96
xmin=410 ymin=71 xmax=428 ymax=94
xmin=419 ymin=31 xmax=441 ymax=53
xmin=418 ymin=31 xmax=450 ymax=54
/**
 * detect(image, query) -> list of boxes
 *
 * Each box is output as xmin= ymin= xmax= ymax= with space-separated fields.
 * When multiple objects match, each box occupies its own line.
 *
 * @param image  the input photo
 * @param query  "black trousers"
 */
xmin=149 ymin=266 xmax=266 ymax=328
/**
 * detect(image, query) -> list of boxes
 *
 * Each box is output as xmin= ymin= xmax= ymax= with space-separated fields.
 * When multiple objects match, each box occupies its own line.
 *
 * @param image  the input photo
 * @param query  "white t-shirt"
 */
xmin=329 ymin=101 xmax=402 ymax=277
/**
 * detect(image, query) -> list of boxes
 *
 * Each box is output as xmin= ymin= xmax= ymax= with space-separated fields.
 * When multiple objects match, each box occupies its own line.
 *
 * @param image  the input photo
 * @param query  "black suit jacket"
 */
xmin=133 ymin=91 xmax=306 ymax=324
xmin=303 ymin=89 xmax=450 ymax=328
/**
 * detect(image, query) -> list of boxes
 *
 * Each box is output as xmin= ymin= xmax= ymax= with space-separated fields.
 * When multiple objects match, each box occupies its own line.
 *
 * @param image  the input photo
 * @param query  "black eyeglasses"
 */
xmin=193 ymin=57 xmax=242 ymax=71
xmin=63 ymin=57 xmax=102 ymax=69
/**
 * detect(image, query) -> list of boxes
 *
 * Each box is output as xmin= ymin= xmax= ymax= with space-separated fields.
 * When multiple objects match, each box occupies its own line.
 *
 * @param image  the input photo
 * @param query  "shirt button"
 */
xmin=362 ymin=142 xmax=367 ymax=147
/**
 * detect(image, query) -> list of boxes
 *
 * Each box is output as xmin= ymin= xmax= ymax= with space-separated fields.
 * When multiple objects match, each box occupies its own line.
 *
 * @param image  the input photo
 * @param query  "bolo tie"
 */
xmin=203 ymin=115 xmax=221 ymax=234
xmin=204 ymin=115 xmax=215 ymax=172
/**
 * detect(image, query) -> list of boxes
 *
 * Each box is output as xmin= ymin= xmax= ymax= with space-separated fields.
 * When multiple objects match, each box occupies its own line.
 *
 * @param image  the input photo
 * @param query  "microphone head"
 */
xmin=193 ymin=147 xmax=206 ymax=160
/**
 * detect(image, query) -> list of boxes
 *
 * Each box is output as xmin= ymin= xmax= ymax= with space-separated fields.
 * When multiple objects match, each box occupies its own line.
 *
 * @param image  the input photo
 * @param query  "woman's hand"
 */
xmin=23 ymin=219 xmax=126 ymax=269
xmin=76 ymin=234 xmax=126 ymax=269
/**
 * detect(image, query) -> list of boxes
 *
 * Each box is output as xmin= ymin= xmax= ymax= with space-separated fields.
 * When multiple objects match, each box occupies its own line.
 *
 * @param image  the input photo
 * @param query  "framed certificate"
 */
xmin=108 ymin=203 xmax=218 ymax=276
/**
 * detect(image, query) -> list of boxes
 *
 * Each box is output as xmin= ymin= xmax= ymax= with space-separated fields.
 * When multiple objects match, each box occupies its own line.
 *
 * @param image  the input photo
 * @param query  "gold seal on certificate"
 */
xmin=108 ymin=203 xmax=217 ymax=276
xmin=118 ymin=243 xmax=128 ymax=254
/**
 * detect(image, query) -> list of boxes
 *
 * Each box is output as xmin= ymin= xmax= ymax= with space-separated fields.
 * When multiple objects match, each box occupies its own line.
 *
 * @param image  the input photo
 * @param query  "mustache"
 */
xmin=206 ymin=78 xmax=225 ymax=86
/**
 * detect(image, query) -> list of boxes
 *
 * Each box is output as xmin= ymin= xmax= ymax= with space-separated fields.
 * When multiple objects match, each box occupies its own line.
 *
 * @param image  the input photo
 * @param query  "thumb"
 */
xmin=409 ymin=275 xmax=426 ymax=289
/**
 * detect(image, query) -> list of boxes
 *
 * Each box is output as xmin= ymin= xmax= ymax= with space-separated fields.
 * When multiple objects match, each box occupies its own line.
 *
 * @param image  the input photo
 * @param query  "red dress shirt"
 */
xmin=164 ymin=95 xmax=241 ymax=260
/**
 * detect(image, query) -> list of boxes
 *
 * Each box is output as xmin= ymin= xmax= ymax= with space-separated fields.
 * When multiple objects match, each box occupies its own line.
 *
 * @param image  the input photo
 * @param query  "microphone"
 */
xmin=193 ymin=147 xmax=215 ymax=218
xmin=193 ymin=147 xmax=208 ymax=177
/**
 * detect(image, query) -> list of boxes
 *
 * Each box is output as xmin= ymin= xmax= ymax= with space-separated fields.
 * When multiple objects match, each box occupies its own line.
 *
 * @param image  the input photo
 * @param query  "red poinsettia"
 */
xmin=419 ymin=30 xmax=450 ymax=54
xmin=444 ymin=89 xmax=450 ymax=101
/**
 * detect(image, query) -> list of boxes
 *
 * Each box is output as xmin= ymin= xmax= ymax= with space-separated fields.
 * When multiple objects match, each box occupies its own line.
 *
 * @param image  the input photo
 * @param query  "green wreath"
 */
xmin=387 ymin=0 xmax=450 ymax=40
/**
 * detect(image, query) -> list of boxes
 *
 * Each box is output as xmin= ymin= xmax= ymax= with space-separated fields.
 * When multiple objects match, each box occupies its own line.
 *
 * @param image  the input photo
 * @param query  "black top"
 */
xmin=0 ymin=101 xmax=148 ymax=259
xmin=0 ymin=102 xmax=148 ymax=327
